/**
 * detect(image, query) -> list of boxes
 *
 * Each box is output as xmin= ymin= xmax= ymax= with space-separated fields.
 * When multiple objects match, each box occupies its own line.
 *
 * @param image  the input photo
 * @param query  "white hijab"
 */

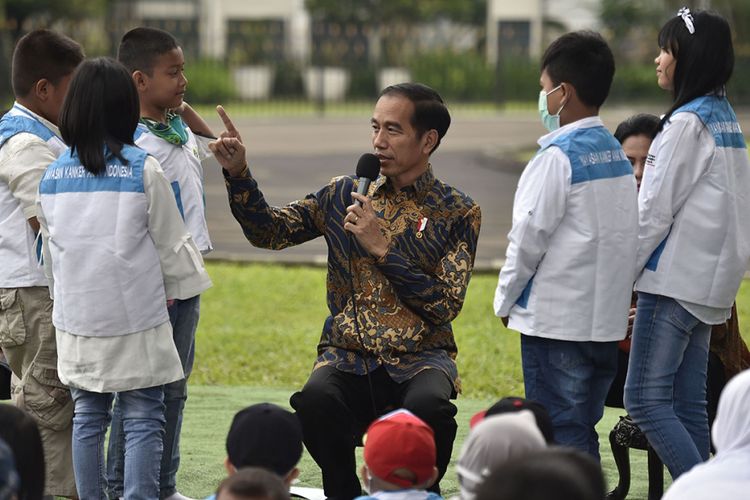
xmin=663 ymin=369 xmax=750 ymax=499
xmin=455 ymin=411 xmax=546 ymax=500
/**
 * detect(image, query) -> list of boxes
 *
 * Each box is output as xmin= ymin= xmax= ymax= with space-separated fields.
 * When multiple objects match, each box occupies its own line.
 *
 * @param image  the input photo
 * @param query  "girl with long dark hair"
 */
xmin=36 ymin=57 xmax=211 ymax=499
xmin=624 ymin=9 xmax=750 ymax=478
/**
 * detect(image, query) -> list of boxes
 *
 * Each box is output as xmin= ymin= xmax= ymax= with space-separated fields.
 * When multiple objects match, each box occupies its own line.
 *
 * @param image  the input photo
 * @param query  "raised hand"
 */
xmin=216 ymin=105 xmax=243 ymax=142
xmin=209 ymin=106 xmax=247 ymax=177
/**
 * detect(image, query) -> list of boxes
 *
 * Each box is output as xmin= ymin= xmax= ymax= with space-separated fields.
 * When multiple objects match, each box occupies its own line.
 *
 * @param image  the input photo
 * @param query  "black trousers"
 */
xmin=290 ymin=365 xmax=457 ymax=500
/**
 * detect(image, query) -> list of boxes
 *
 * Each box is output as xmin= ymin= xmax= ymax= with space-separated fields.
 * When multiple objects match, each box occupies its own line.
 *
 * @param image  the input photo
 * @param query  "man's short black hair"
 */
xmin=379 ymin=83 xmax=451 ymax=154
xmin=11 ymin=29 xmax=84 ymax=98
xmin=117 ymin=27 xmax=179 ymax=75
xmin=541 ymin=31 xmax=615 ymax=109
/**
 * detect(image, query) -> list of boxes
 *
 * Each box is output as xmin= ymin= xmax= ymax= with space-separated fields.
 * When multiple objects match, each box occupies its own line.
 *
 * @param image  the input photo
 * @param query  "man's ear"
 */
xmin=421 ymin=129 xmax=438 ymax=155
xmin=132 ymin=70 xmax=148 ymax=91
xmin=34 ymin=79 xmax=51 ymax=102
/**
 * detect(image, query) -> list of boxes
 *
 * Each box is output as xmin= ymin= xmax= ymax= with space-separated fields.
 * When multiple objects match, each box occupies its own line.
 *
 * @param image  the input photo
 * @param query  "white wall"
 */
xmin=134 ymin=0 xmax=310 ymax=60
xmin=486 ymin=0 xmax=542 ymax=63
xmin=487 ymin=0 xmax=602 ymax=63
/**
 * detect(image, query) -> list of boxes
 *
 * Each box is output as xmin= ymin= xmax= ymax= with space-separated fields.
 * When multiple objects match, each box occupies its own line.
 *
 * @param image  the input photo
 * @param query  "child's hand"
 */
xmin=626 ymin=306 xmax=637 ymax=337
xmin=210 ymin=137 xmax=247 ymax=177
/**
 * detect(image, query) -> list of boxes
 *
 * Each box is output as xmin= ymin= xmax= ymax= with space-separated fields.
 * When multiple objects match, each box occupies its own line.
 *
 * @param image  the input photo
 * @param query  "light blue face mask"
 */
xmin=538 ymin=84 xmax=565 ymax=132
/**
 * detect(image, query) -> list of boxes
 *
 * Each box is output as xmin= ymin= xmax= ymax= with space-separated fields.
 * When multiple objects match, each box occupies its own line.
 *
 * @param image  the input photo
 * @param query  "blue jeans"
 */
xmin=71 ymin=386 xmax=164 ymax=500
xmin=624 ymin=292 xmax=711 ymax=478
xmin=521 ymin=334 xmax=618 ymax=460
xmin=107 ymin=296 xmax=200 ymax=498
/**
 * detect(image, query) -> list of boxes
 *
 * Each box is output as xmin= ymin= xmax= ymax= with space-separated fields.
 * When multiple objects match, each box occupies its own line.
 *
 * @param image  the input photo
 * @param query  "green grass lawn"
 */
xmin=178 ymin=261 xmax=750 ymax=498
xmin=194 ymin=262 xmax=523 ymax=398
xmin=178 ymin=386 xmax=662 ymax=499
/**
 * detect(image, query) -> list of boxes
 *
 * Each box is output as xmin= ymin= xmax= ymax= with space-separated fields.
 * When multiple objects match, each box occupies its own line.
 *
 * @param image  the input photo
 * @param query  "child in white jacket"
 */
xmin=37 ymin=57 xmax=211 ymax=499
xmin=624 ymin=8 xmax=750 ymax=479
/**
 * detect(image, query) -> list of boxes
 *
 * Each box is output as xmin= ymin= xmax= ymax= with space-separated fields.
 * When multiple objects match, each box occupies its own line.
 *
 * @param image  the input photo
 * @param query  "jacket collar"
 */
xmin=12 ymin=101 xmax=62 ymax=138
xmin=538 ymin=116 xmax=604 ymax=149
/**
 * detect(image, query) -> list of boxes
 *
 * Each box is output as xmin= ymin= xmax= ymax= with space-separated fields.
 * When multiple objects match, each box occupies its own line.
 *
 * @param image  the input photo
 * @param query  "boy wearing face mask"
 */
xmin=493 ymin=31 xmax=638 ymax=460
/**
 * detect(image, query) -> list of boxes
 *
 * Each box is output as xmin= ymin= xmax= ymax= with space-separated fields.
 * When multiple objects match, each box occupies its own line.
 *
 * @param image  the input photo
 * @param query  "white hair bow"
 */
xmin=678 ymin=7 xmax=695 ymax=34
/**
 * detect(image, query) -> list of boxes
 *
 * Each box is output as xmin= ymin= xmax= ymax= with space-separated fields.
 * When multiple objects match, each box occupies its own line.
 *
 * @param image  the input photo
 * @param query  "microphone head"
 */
xmin=356 ymin=153 xmax=381 ymax=181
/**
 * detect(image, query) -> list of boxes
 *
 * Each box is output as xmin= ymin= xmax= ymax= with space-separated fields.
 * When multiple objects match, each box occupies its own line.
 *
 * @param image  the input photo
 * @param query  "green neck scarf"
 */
xmin=140 ymin=111 xmax=188 ymax=146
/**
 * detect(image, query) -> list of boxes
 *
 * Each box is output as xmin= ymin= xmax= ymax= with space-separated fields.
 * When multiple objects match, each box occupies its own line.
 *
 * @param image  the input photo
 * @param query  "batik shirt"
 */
xmin=225 ymin=165 xmax=481 ymax=390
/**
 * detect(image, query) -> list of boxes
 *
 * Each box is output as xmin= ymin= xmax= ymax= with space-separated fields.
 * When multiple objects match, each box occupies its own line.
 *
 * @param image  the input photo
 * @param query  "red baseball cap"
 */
xmin=363 ymin=409 xmax=436 ymax=489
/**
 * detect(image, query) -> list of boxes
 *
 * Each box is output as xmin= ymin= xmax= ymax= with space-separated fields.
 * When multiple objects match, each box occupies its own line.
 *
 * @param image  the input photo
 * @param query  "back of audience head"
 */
xmin=59 ymin=57 xmax=140 ymax=176
xmin=475 ymin=447 xmax=606 ymax=500
xmin=0 ymin=406 xmax=44 ymax=500
xmin=471 ymin=396 xmax=555 ymax=444
xmin=361 ymin=409 xmax=438 ymax=493
xmin=0 ymin=438 xmax=20 ymax=500
xmin=457 ymin=411 xmax=546 ymax=500
xmin=713 ymin=368 xmax=750 ymax=454
xmin=660 ymin=370 xmax=750 ymax=499
xmin=613 ymin=113 xmax=659 ymax=188
xmin=225 ymin=403 xmax=303 ymax=487
xmin=216 ymin=467 xmax=290 ymax=500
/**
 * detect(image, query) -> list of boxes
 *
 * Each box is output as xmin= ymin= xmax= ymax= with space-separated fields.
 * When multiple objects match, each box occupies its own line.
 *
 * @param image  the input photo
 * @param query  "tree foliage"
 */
xmin=304 ymin=0 xmax=486 ymax=25
xmin=0 ymin=0 xmax=110 ymax=101
xmin=601 ymin=0 xmax=750 ymax=62
xmin=3 ymin=0 xmax=108 ymax=33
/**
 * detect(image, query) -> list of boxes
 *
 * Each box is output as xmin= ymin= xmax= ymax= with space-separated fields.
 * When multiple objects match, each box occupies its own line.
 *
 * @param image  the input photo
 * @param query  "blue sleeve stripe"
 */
xmin=171 ymin=181 xmax=185 ymax=219
xmin=645 ymin=231 xmax=671 ymax=271
xmin=36 ymin=235 xmax=43 ymax=265
xmin=515 ymin=276 xmax=534 ymax=309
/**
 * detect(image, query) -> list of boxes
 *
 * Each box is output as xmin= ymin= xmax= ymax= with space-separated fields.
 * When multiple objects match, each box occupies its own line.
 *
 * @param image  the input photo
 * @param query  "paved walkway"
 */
xmin=202 ymin=108 xmax=750 ymax=271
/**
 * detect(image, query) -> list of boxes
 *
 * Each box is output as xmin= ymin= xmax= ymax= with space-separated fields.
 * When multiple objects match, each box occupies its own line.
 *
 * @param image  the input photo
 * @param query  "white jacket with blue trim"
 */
xmin=635 ymin=95 xmax=750 ymax=310
xmin=38 ymin=145 xmax=211 ymax=337
xmin=494 ymin=116 xmax=639 ymax=341
xmin=0 ymin=103 xmax=66 ymax=287
xmin=134 ymin=121 xmax=213 ymax=254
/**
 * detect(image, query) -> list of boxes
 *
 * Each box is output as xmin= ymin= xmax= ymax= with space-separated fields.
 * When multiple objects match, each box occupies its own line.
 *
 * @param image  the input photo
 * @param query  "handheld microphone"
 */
xmin=355 ymin=153 xmax=381 ymax=206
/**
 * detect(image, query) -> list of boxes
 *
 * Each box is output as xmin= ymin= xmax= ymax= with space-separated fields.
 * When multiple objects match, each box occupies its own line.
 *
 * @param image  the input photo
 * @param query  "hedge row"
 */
xmin=183 ymin=53 xmax=750 ymax=105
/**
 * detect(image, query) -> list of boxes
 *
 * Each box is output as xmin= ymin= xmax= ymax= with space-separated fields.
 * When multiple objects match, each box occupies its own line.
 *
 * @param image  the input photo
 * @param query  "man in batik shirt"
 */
xmin=210 ymin=83 xmax=481 ymax=499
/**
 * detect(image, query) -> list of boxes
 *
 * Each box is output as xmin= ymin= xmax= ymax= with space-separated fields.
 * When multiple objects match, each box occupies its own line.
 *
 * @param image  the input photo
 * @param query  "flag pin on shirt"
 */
xmin=416 ymin=217 xmax=428 ymax=239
